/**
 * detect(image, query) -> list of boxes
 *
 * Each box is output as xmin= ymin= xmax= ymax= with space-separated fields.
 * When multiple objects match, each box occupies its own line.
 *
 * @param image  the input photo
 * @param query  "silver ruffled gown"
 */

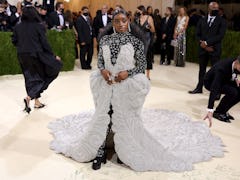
xmin=48 ymin=32 xmax=224 ymax=172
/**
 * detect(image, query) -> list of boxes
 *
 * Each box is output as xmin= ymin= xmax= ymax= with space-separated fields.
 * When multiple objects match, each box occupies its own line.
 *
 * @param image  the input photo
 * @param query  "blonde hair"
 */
xmin=178 ymin=7 xmax=187 ymax=16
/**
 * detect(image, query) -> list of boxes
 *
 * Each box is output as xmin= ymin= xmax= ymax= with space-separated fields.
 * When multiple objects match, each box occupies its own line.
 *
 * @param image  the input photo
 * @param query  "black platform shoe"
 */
xmin=23 ymin=98 xmax=31 ymax=114
xmin=92 ymin=151 xmax=107 ymax=170
xmin=226 ymin=112 xmax=234 ymax=120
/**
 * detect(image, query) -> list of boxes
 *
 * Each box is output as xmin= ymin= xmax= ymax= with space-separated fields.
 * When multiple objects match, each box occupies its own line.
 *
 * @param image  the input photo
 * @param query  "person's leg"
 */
xmin=160 ymin=42 xmax=166 ymax=64
xmin=87 ymin=41 xmax=94 ymax=69
xmin=92 ymin=105 xmax=113 ymax=170
xmin=210 ymin=55 xmax=220 ymax=66
xmin=196 ymin=53 xmax=209 ymax=90
xmin=215 ymin=84 xmax=239 ymax=114
xmin=80 ymin=44 xmax=87 ymax=69
xmin=75 ymin=41 xmax=79 ymax=59
xmin=146 ymin=69 xmax=150 ymax=80
xmin=166 ymin=41 xmax=172 ymax=65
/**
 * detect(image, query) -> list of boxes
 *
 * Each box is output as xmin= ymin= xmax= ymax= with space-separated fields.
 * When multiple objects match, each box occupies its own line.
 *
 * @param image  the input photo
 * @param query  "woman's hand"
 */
xmin=101 ymin=69 xmax=112 ymax=84
xmin=115 ymin=71 xmax=128 ymax=83
xmin=236 ymin=79 xmax=240 ymax=87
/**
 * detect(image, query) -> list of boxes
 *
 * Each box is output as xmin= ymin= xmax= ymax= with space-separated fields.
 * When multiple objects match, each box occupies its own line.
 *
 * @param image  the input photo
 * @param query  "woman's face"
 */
xmin=113 ymin=13 xmax=129 ymax=33
xmin=136 ymin=9 xmax=142 ymax=15
xmin=179 ymin=8 xmax=185 ymax=16
xmin=147 ymin=7 xmax=153 ymax=14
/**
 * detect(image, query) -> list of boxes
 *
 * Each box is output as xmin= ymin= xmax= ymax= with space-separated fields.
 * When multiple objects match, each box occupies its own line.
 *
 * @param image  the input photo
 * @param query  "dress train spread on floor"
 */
xmin=48 ymin=38 xmax=224 ymax=172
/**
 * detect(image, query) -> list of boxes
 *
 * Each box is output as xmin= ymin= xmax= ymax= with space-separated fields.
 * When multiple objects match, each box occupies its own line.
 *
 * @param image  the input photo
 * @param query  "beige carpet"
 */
xmin=0 ymin=56 xmax=240 ymax=180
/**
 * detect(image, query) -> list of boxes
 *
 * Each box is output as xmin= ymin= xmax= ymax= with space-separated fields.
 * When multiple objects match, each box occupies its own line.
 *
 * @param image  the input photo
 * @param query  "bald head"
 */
xmin=209 ymin=2 xmax=219 ymax=11
xmin=102 ymin=4 xmax=108 ymax=14
xmin=209 ymin=2 xmax=219 ymax=16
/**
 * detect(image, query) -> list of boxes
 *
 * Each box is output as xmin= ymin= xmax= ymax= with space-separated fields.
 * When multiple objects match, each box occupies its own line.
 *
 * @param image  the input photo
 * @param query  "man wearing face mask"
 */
xmin=47 ymin=2 xmax=65 ymax=30
xmin=159 ymin=7 xmax=176 ymax=65
xmin=189 ymin=1 xmax=227 ymax=94
xmin=75 ymin=6 xmax=94 ymax=70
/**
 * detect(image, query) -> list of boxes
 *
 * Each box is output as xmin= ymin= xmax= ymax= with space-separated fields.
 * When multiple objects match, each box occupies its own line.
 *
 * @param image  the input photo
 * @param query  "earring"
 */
xmin=128 ymin=24 xmax=131 ymax=32
xmin=113 ymin=27 xmax=116 ymax=33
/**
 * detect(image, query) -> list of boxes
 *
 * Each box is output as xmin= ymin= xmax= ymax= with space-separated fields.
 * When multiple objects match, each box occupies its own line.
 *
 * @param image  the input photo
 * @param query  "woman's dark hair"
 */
xmin=167 ymin=7 xmax=173 ymax=13
xmin=137 ymin=5 xmax=146 ymax=15
xmin=108 ymin=7 xmax=113 ymax=15
xmin=98 ymin=8 xmax=147 ymax=46
xmin=147 ymin=6 xmax=153 ymax=14
xmin=154 ymin=9 xmax=160 ymax=15
xmin=21 ymin=6 xmax=42 ymax=23
xmin=64 ymin=10 xmax=73 ymax=22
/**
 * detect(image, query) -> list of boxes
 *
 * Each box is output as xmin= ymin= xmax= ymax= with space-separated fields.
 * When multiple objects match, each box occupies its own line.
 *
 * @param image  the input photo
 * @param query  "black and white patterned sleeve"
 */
xmin=97 ymin=46 xmax=105 ymax=70
xmin=127 ymin=39 xmax=147 ymax=77
xmin=97 ymin=36 xmax=108 ymax=71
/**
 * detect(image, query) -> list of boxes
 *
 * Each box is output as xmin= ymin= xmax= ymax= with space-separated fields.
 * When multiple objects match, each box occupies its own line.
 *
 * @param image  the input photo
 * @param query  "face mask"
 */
xmin=211 ymin=10 xmax=219 ymax=16
xmin=83 ymin=12 xmax=89 ymax=16
xmin=136 ymin=12 xmax=141 ymax=17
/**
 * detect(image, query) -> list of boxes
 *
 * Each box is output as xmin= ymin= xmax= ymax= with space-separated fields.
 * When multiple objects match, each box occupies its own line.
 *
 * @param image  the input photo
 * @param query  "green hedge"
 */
xmin=186 ymin=27 xmax=240 ymax=62
xmin=0 ymin=30 xmax=75 ymax=76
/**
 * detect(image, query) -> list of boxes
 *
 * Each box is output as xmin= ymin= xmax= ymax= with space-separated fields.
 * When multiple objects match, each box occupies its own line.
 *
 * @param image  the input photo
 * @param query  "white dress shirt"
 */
xmin=57 ymin=11 xmax=64 ymax=26
xmin=102 ymin=13 xmax=108 ymax=27
xmin=207 ymin=15 xmax=216 ymax=27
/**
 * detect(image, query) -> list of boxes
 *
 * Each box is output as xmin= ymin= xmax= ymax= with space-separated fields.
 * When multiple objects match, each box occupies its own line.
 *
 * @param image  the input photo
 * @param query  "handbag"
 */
xmin=170 ymin=39 xmax=178 ymax=47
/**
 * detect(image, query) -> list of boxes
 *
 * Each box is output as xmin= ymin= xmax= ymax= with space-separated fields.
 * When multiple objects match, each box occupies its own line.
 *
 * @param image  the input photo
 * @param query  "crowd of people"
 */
xmin=0 ymin=0 xmax=236 ymax=74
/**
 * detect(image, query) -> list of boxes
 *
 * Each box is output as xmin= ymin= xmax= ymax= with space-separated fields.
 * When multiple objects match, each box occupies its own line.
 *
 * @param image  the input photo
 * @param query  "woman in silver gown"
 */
xmin=49 ymin=9 xmax=224 ymax=172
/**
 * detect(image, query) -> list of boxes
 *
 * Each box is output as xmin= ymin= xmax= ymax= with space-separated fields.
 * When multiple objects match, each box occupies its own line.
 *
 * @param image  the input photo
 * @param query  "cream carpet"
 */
xmin=0 ymin=56 xmax=240 ymax=180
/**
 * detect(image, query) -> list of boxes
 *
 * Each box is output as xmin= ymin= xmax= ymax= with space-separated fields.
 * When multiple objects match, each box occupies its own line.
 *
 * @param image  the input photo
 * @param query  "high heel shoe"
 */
xmin=23 ymin=98 xmax=31 ymax=114
xmin=92 ymin=151 xmax=107 ymax=170
xmin=34 ymin=103 xmax=45 ymax=109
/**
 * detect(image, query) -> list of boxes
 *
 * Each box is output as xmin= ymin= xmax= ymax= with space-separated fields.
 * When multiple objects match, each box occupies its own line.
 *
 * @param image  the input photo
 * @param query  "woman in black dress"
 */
xmin=12 ymin=6 xmax=62 ymax=113
xmin=135 ymin=5 xmax=155 ymax=80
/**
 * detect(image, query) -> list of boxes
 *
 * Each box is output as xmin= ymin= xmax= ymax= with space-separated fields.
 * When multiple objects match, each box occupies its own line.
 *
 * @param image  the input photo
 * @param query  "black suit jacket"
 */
xmin=204 ymin=58 xmax=239 ymax=109
xmin=159 ymin=15 xmax=176 ymax=43
xmin=12 ymin=21 xmax=62 ymax=75
xmin=75 ymin=15 xmax=94 ymax=44
xmin=12 ymin=22 xmax=53 ymax=55
xmin=47 ymin=11 xmax=64 ymax=29
xmin=9 ymin=5 xmax=19 ymax=26
xmin=93 ymin=13 xmax=111 ymax=38
xmin=196 ymin=15 xmax=227 ymax=57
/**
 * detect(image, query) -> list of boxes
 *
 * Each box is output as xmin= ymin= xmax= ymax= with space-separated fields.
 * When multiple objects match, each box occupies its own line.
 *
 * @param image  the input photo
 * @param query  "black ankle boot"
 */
xmin=92 ymin=151 xmax=107 ymax=170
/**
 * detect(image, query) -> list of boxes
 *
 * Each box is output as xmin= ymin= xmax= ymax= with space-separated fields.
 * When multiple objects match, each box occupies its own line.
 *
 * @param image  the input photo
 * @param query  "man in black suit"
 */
xmin=93 ymin=4 xmax=111 ymax=40
xmin=159 ymin=7 xmax=176 ymax=65
xmin=47 ymin=2 xmax=65 ymax=30
xmin=75 ymin=6 xmax=94 ymax=69
xmin=42 ymin=0 xmax=55 ymax=14
xmin=189 ymin=2 xmax=227 ymax=94
xmin=203 ymin=57 xmax=240 ymax=126
xmin=0 ymin=0 xmax=19 ymax=30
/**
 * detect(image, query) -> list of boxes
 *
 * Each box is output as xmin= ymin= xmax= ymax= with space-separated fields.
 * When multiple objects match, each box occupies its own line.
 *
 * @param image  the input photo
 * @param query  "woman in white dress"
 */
xmin=173 ymin=7 xmax=189 ymax=67
xmin=49 ymin=9 xmax=224 ymax=172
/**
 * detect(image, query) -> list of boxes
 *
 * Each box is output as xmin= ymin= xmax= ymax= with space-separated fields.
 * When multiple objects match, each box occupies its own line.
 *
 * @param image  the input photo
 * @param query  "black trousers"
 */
xmin=160 ymin=40 xmax=173 ymax=64
xmin=196 ymin=53 xmax=220 ymax=90
xmin=18 ymin=54 xmax=58 ymax=99
xmin=216 ymin=84 xmax=240 ymax=113
xmin=205 ymin=82 xmax=240 ymax=113
xmin=80 ymin=41 xmax=93 ymax=69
